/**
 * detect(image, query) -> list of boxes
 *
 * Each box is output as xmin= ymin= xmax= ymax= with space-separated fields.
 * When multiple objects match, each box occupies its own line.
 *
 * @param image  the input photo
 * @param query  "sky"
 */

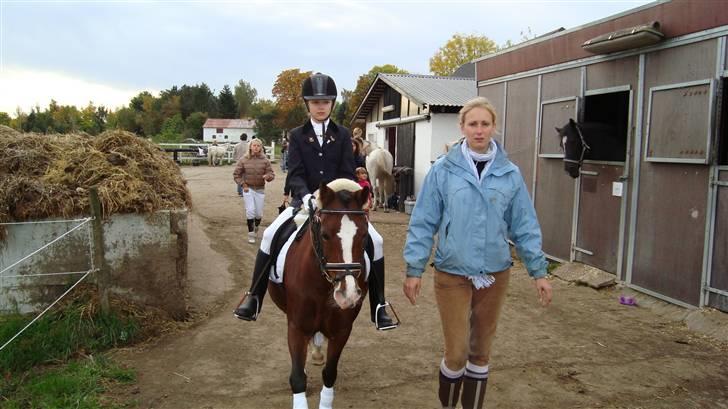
xmin=0 ymin=0 xmax=654 ymax=116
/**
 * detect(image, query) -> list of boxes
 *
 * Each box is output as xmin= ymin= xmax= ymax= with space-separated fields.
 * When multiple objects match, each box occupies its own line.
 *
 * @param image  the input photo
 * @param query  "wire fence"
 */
xmin=0 ymin=217 xmax=97 ymax=352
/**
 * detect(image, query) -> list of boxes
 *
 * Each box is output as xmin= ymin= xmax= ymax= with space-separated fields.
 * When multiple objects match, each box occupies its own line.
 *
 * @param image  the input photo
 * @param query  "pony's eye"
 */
xmin=321 ymin=233 xmax=330 ymax=241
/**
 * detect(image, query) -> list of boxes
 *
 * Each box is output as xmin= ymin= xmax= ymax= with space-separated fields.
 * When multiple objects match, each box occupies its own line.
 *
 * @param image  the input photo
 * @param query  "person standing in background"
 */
xmin=234 ymin=134 xmax=249 ymax=196
xmin=233 ymin=138 xmax=274 ymax=244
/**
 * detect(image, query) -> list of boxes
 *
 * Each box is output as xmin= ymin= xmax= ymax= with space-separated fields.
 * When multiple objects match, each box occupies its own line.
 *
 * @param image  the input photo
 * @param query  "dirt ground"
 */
xmin=111 ymin=165 xmax=728 ymax=409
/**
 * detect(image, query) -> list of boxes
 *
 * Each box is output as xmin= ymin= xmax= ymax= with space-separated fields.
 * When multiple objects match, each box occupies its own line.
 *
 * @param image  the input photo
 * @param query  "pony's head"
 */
xmin=312 ymin=179 xmax=370 ymax=310
xmin=556 ymin=118 xmax=589 ymax=178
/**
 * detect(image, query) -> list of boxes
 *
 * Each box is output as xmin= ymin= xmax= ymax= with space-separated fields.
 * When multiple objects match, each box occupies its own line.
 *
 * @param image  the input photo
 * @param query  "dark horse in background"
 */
xmin=268 ymin=179 xmax=371 ymax=409
xmin=556 ymin=118 xmax=625 ymax=178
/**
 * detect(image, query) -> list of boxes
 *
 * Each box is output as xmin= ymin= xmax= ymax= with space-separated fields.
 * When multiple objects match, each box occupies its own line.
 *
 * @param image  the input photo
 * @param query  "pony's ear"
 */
xmin=569 ymin=118 xmax=576 ymax=124
xmin=555 ymin=126 xmax=562 ymax=134
xmin=318 ymin=182 xmax=335 ymax=207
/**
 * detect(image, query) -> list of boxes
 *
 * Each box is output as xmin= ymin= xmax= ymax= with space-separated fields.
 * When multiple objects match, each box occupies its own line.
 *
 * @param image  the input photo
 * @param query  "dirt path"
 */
xmin=112 ymin=166 xmax=728 ymax=409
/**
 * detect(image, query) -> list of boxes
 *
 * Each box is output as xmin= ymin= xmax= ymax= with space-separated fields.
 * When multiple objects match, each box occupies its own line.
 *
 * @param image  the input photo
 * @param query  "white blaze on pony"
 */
xmin=333 ymin=214 xmax=360 ymax=309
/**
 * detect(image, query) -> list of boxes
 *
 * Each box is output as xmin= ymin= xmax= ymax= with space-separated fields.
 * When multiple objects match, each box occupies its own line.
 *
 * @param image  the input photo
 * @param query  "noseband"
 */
xmin=308 ymin=200 xmax=368 ymax=285
xmin=563 ymin=122 xmax=591 ymax=167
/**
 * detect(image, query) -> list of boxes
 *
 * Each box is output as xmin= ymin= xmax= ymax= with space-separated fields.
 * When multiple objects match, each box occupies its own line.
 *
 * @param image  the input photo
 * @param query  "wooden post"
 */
xmin=89 ymin=187 xmax=110 ymax=313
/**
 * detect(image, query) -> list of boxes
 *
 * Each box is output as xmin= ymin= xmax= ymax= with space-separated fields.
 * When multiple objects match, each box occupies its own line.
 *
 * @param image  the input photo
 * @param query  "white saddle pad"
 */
xmin=271 ymin=220 xmax=370 ymax=284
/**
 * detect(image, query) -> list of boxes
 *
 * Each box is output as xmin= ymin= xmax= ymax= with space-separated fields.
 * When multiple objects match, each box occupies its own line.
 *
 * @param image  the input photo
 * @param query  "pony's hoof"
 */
xmin=311 ymin=351 xmax=325 ymax=366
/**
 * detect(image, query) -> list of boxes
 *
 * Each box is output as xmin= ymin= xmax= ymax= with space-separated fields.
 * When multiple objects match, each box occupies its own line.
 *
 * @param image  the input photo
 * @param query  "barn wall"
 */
xmin=479 ymin=83 xmax=506 ymax=145
xmin=504 ymin=76 xmax=539 ymax=195
xmin=0 ymin=210 xmax=188 ymax=318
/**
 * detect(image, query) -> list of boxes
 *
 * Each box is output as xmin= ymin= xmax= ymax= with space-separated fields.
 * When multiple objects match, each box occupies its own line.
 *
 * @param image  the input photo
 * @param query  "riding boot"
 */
xmin=254 ymin=218 xmax=261 ymax=233
xmin=438 ymin=372 xmax=463 ymax=409
xmin=368 ymin=258 xmax=398 ymax=330
xmin=460 ymin=376 xmax=488 ymax=409
xmin=233 ymin=250 xmax=272 ymax=321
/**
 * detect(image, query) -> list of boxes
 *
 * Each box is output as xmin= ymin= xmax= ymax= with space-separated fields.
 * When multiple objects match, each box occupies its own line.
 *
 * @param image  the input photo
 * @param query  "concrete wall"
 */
xmin=0 ymin=210 xmax=188 ymax=319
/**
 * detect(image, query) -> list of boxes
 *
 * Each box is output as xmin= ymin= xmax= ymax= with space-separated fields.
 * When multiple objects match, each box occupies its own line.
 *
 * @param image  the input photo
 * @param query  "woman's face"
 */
xmin=308 ymin=99 xmax=333 ymax=122
xmin=460 ymin=107 xmax=495 ymax=154
xmin=251 ymin=142 xmax=262 ymax=154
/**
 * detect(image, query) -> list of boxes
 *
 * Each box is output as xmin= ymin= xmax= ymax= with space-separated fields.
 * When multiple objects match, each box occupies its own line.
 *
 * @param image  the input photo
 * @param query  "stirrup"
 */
xmin=375 ymin=302 xmax=400 ymax=331
xmin=233 ymin=292 xmax=261 ymax=321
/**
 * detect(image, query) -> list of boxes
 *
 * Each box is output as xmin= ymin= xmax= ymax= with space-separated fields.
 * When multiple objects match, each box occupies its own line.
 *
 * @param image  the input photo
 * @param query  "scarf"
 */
xmin=461 ymin=139 xmax=497 ymax=182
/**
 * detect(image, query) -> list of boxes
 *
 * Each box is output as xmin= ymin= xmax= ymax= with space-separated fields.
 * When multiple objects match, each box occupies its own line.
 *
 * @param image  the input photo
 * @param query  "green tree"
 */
xmin=0 ymin=112 xmax=10 ymax=126
xmin=346 ymin=64 xmax=408 ymax=125
xmin=234 ymin=79 xmax=257 ymax=118
xmin=218 ymin=85 xmax=238 ymax=119
xmin=183 ymin=111 xmax=208 ymax=140
xmin=156 ymin=113 xmax=185 ymax=142
xmin=429 ymin=33 xmax=498 ymax=76
xmin=271 ymin=68 xmax=312 ymax=132
xmin=114 ymin=107 xmax=142 ymax=134
xmin=250 ymin=99 xmax=282 ymax=144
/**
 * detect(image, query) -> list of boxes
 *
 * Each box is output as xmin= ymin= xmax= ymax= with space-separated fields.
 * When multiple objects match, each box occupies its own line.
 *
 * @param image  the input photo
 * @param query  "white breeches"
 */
xmin=260 ymin=206 xmax=384 ymax=261
xmin=242 ymin=188 xmax=265 ymax=220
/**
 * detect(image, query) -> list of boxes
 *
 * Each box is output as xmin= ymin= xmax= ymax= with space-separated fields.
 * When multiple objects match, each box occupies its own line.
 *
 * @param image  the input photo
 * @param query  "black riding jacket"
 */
xmin=286 ymin=120 xmax=355 ymax=205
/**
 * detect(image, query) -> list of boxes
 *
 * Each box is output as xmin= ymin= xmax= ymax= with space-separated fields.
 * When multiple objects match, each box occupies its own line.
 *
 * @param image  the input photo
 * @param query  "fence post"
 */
xmin=89 ymin=187 xmax=110 ymax=313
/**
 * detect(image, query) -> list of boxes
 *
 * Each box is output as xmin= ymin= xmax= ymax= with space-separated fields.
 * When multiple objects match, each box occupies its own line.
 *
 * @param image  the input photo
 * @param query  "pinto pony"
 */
xmin=268 ymin=179 xmax=370 ymax=409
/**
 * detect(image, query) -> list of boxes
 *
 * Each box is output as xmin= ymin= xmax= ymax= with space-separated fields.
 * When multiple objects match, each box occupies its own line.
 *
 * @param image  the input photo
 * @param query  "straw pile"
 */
xmin=0 ymin=126 xmax=190 ymax=227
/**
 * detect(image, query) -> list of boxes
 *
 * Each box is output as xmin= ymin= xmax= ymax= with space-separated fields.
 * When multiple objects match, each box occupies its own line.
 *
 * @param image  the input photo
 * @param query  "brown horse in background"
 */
xmin=268 ymin=179 xmax=370 ymax=409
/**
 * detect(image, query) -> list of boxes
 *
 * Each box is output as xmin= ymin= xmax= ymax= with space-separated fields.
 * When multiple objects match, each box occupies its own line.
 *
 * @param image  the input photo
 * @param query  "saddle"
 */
xmin=268 ymin=209 xmax=311 ymax=280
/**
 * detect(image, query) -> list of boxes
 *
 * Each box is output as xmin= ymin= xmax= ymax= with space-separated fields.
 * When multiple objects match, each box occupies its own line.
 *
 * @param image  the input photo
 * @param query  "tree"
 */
xmin=429 ymin=33 xmax=498 ymax=76
xmin=183 ymin=111 xmax=208 ymax=140
xmin=218 ymin=85 xmax=238 ymax=119
xmin=234 ymin=79 xmax=257 ymax=118
xmin=0 ymin=112 xmax=11 ymax=126
xmin=250 ymin=99 xmax=282 ymax=144
xmin=156 ymin=113 xmax=185 ymax=142
xmin=271 ymin=68 xmax=312 ymax=132
xmin=346 ymin=64 xmax=408 ymax=125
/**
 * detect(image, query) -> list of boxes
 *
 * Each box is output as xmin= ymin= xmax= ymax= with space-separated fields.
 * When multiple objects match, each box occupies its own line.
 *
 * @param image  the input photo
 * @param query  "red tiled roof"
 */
xmin=203 ymin=118 xmax=256 ymax=129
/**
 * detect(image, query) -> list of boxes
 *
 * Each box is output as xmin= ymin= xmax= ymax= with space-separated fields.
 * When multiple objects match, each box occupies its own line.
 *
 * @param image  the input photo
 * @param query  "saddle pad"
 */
xmin=271 ymin=222 xmax=370 ymax=284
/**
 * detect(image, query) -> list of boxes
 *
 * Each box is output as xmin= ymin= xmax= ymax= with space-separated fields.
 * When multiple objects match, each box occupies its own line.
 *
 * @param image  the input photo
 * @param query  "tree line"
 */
xmin=0 ymin=33 xmax=530 ymax=143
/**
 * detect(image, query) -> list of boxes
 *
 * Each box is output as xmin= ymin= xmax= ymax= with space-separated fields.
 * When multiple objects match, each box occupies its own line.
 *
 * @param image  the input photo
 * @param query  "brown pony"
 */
xmin=268 ymin=178 xmax=371 ymax=409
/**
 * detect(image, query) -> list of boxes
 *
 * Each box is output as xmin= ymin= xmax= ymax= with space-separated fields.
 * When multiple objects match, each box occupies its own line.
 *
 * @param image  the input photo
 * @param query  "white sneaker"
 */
xmin=247 ymin=232 xmax=256 ymax=244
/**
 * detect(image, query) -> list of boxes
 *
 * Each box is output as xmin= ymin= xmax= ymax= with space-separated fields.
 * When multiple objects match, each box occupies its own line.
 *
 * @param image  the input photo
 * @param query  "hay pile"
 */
xmin=0 ymin=126 xmax=190 ymax=225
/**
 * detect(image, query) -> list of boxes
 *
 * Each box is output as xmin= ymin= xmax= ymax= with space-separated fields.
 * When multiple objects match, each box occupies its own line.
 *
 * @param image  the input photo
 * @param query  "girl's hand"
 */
xmin=243 ymin=183 xmax=249 ymax=193
xmin=534 ymin=278 xmax=553 ymax=307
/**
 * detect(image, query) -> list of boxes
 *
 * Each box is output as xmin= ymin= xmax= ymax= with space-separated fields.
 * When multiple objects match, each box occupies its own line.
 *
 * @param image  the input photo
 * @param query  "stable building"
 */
xmin=475 ymin=0 xmax=728 ymax=311
xmin=351 ymin=73 xmax=476 ymax=197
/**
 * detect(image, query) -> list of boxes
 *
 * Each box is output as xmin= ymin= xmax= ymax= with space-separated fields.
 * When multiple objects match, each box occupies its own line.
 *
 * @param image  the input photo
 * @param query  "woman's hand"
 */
xmin=242 ymin=183 xmax=249 ymax=193
xmin=403 ymin=276 xmax=422 ymax=305
xmin=534 ymin=277 xmax=553 ymax=307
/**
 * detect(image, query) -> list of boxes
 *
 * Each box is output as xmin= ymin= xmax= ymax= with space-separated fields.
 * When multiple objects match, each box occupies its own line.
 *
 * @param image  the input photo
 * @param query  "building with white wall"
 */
xmin=202 ymin=118 xmax=256 ymax=143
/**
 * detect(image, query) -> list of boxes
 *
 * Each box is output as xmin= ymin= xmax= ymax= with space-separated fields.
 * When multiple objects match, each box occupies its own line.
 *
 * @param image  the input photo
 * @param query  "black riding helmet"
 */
xmin=302 ymin=72 xmax=337 ymax=103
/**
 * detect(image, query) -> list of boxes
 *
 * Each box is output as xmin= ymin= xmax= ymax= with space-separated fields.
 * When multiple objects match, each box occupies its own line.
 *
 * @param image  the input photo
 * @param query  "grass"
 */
xmin=0 ymin=287 xmax=143 ymax=408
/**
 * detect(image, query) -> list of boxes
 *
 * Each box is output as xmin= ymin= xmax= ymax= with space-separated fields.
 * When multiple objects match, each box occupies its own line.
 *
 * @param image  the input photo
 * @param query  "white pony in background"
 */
xmin=207 ymin=143 xmax=228 ymax=166
xmin=361 ymin=140 xmax=394 ymax=212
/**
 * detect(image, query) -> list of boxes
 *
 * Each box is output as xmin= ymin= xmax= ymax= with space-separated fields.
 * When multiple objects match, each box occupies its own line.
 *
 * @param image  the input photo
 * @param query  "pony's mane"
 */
xmin=294 ymin=178 xmax=364 ymax=227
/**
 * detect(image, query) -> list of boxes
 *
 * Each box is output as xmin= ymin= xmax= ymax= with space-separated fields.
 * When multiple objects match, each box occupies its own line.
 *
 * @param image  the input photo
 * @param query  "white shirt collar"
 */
xmin=310 ymin=118 xmax=330 ymax=137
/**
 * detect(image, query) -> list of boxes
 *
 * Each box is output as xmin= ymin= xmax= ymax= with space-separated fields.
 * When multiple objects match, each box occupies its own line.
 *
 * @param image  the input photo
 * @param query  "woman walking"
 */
xmin=233 ymin=138 xmax=275 ymax=244
xmin=403 ymin=97 xmax=552 ymax=409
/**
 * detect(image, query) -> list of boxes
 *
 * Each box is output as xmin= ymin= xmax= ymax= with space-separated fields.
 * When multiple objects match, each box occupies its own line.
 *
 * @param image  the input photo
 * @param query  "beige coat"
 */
xmin=233 ymin=141 xmax=248 ymax=161
xmin=233 ymin=154 xmax=274 ymax=189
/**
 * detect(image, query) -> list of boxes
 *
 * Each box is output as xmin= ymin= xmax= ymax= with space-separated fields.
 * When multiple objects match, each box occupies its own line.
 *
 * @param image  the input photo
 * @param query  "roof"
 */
xmin=203 ymin=118 xmax=256 ymax=129
xmin=451 ymin=63 xmax=475 ymax=79
xmin=353 ymin=73 xmax=476 ymax=120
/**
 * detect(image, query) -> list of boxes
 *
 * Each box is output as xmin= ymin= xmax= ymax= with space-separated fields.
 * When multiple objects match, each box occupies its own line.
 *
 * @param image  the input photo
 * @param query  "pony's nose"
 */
xmin=356 ymin=288 xmax=362 ymax=297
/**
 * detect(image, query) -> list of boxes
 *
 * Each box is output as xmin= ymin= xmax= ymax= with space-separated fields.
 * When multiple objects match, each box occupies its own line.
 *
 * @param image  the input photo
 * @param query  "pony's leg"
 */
xmin=288 ymin=326 xmax=310 ymax=409
xmin=319 ymin=331 xmax=352 ymax=409
xmin=310 ymin=331 xmax=325 ymax=366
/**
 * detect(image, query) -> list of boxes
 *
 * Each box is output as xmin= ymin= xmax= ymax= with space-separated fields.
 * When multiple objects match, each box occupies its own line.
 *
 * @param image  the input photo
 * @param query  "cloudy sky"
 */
xmin=0 ymin=0 xmax=652 ymax=115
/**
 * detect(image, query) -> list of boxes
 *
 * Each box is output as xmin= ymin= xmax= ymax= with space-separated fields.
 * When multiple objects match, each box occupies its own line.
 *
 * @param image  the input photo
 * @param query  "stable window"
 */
xmin=645 ymin=80 xmax=713 ymax=163
xmin=216 ymin=128 xmax=224 ymax=133
xmin=582 ymin=90 xmax=629 ymax=162
xmin=719 ymin=79 xmax=728 ymax=166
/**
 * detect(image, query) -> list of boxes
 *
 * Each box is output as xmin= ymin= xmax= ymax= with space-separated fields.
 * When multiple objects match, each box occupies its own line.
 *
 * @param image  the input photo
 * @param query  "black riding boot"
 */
xmin=438 ymin=372 xmax=463 ymax=409
xmin=234 ymin=250 xmax=272 ymax=321
xmin=368 ymin=258 xmax=398 ymax=330
xmin=461 ymin=376 xmax=488 ymax=409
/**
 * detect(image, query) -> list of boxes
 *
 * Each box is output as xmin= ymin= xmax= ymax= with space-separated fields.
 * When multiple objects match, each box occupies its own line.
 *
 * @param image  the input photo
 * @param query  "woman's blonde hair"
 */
xmin=458 ymin=97 xmax=498 ymax=129
xmin=245 ymin=138 xmax=264 ymax=159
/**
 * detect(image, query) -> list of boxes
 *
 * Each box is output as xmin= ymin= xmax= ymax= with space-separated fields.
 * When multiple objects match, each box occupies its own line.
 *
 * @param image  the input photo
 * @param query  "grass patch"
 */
xmin=0 ymin=286 xmax=159 ymax=408
xmin=547 ymin=261 xmax=561 ymax=274
xmin=0 ymin=355 xmax=136 ymax=409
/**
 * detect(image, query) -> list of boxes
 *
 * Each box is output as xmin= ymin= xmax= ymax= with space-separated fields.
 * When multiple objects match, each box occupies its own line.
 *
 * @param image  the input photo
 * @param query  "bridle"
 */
xmin=308 ymin=199 xmax=368 ymax=285
xmin=562 ymin=122 xmax=591 ymax=167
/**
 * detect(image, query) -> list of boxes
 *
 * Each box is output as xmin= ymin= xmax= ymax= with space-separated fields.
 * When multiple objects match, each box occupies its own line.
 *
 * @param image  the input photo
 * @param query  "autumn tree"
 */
xmin=0 ymin=112 xmax=10 ymax=126
xmin=429 ymin=33 xmax=498 ymax=76
xmin=271 ymin=68 xmax=312 ymax=132
xmin=234 ymin=79 xmax=258 ymax=118
xmin=345 ymin=64 xmax=408 ymax=125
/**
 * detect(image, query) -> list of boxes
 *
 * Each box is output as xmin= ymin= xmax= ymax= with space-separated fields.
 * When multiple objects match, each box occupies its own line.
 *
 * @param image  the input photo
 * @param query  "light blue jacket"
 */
xmin=403 ymin=140 xmax=548 ymax=279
